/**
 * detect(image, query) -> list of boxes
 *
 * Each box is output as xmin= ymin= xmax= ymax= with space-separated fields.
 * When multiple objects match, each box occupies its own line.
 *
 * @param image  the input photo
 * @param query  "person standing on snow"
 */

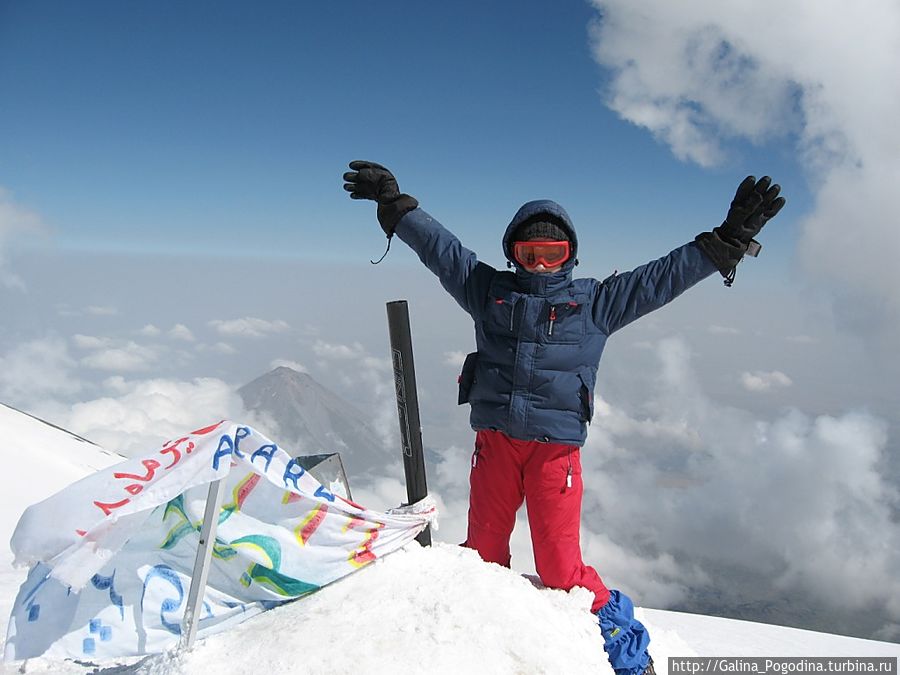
xmin=343 ymin=160 xmax=785 ymax=675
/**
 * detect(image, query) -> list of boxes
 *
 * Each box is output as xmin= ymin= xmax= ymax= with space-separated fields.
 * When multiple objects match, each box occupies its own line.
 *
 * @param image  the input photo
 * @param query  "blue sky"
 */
xmin=0 ymin=0 xmax=806 ymax=267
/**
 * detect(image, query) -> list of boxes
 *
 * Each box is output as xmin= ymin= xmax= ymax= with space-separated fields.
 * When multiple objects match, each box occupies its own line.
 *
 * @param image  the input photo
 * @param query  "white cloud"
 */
xmin=312 ymin=340 xmax=366 ymax=361
xmin=350 ymin=475 xmax=409 ymax=513
xmin=86 ymin=305 xmax=118 ymax=316
xmin=270 ymin=358 xmax=308 ymax=373
xmin=631 ymin=340 xmax=654 ymax=350
xmin=209 ymin=317 xmax=289 ymax=338
xmin=139 ymin=324 xmax=162 ymax=337
xmin=102 ymin=375 xmax=129 ymax=393
xmin=0 ymin=336 xmax=82 ymax=405
xmin=304 ymin=338 xmax=398 ymax=451
xmin=579 ymin=336 xmax=900 ymax=629
xmin=72 ymin=334 xmax=111 ymax=350
xmin=589 ymin=0 xmax=900 ymax=331
xmin=593 ymin=391 xmax=702 ymax=447
xmin=786 ymin=334 xmax=816 ymax=344
xmin=73 ymin=336 xmax=160 ymax=372
xmin=740 ymin=369 xmax=793 ymax=392
xmin=209 ymin=342 xmax=237 ymax=355
xmin=55 ymin=305 xmax=119 ymax=318
xmin=443 ymin=350 xmax=467 ymax=368
xmin=581 ymin=530 xmax=710 ymax=608
xmin=193 ymin=341 xmax=238 ymax=355
xmin=708 ymin=325 xmax=740 ymax=335
xmin=56 ymin=306 xmax=80 ymax=318
xmin=168 ymin=323 xmax=195 ymax=342
xmin=361 ymin=356 xmax=390 ymax=371
xmin=81 ymin=347 xmax=157 ymax=372
xmin=873 ymin=624 xmax=900 ymax=643
xmin=54 ymin=377 xmax=258 ymax=457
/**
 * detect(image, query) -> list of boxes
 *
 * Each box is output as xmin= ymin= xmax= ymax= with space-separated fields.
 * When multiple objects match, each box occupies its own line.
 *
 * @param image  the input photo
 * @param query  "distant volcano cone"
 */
xmin=238 ymin=366 xmax=387 ymax=478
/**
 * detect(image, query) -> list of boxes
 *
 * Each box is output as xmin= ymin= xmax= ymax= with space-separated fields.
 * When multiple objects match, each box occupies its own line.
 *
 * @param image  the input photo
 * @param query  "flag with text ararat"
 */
xmin=4 ymin=421 xmax=435 ymax=661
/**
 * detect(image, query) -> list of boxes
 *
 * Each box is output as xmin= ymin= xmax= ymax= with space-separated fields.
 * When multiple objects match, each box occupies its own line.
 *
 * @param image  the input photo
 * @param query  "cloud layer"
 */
xmin=73 ymin=334 xmax=162 ymax=372
xmin=3 ymin=320 xmax=896 ymax=639
xmin=589 ymin=0 xmax=900 ymax=329
xmin=579 ymin=337 xmax=900 ymax=636
xmin=48 ymin=377 xmax=260 ymax=457
xmin=209 ymin=317 xmax=290 ymax=338
xmin=0 ymin=337 xmax=83 ymax=403
xmin=740 ymin=369 xmax=792 ymax=392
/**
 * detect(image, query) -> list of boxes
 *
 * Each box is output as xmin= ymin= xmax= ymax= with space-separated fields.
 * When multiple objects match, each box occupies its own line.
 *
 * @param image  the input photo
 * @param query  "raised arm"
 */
xmin=394 ymin=208 xmax=494 ymax=315
xmin=595 ymin=175 xmax=786 ymax=335
xmin=343 ymin=160 xmax=494 ymax=316
xmin=593 ymin=242 xmax=717 ymax=335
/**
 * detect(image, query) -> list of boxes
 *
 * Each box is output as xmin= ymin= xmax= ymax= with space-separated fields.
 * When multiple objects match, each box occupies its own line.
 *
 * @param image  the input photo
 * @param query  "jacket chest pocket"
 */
xmin=483 ymin=296 xmax=521 ymax=335
xmin=543 ymin=301 xmax=585 ymax=344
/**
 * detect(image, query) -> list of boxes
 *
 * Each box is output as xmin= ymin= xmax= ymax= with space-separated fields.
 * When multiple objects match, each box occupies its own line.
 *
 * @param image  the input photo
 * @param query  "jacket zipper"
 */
xmin=472 ymin=444 xmax=482 ymax=468
xmin=548 ymin=305 xmax=557 ymax=336
xmin=509 ymin=297 xmax=520 ymax=332
xmin=566 ymin=448 xmax=573 ymax=489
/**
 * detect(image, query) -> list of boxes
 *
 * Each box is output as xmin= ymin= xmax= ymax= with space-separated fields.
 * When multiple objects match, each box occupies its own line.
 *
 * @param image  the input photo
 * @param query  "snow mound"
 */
xmin=5 ymin=542 xmax=899 ymax=674
xmin=147 ymin=542 xmax=613 ymax=675
xmin=0 ymin=403 xmax=122 ymax=563
xmin=137 ymin=542 xmax=900 ymax=674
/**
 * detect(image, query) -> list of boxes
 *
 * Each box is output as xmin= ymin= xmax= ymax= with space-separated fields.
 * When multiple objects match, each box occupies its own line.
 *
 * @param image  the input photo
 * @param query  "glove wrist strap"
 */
xmin=695 ymin=230 xmax=749 ymax=287
xmin=377 ymin=194 xmax=419 ymax=235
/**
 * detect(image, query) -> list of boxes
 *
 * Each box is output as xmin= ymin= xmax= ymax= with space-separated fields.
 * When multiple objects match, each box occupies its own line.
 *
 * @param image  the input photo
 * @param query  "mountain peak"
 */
xmin=238 ymin=367 xmax=388 ymax=474
xmin=267 ymin=365 xmax=314 ymax=382
xmin=240 ymin=366 xmax=321 ymax=395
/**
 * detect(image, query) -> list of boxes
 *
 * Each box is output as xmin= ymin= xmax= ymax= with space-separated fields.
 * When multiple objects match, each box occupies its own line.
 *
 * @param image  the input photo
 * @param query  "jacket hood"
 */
xmin=502 ymin=200 xmax=578 ymax=270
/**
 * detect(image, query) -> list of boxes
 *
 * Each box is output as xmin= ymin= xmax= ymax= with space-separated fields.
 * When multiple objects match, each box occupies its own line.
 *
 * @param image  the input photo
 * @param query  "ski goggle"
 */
xmin=512 ymin=240 xmax=571 ymax=268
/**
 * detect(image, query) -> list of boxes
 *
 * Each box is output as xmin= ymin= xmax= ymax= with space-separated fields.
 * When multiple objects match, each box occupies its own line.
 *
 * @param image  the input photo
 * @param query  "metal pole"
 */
xmin=180 ymin=477 xmax=227 ymax=650
xmin=386 ymin=300 xmax=431 ymax=547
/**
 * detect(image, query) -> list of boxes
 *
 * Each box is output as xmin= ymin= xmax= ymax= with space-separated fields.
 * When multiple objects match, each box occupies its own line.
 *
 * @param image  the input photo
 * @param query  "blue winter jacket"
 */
xmin=394 ymin=200 xmax=718 ymax=447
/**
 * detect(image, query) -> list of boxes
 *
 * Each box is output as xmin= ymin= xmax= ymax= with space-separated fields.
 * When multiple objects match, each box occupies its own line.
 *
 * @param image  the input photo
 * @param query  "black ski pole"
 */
xmin=386 ymin=300 xmax=431 ymax=547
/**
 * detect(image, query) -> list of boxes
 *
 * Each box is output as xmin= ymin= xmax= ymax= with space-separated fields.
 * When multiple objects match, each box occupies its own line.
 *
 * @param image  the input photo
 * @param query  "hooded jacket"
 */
xmin=394 ymin=200 xmax=717 ymax=446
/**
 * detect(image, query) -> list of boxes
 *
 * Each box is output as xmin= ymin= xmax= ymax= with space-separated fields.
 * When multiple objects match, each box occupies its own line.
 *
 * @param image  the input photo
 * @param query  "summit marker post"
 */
xmin=386 ymin=300 xmax=431 ymax=547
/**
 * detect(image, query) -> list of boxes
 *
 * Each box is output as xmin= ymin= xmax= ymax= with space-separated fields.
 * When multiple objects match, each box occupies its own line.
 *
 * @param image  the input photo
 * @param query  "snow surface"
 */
xmin=0 ymin=402 xmax=124 ymax=660
xmin=1 ymin=403 xmax=898 ymax=674
xmin=0 ymin=403 xmax=122 ymax=564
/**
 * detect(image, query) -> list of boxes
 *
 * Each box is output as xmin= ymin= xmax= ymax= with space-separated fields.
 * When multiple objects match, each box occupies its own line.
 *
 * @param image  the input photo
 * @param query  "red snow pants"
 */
xmin=463 ymin=429 xmax=611 ymax=612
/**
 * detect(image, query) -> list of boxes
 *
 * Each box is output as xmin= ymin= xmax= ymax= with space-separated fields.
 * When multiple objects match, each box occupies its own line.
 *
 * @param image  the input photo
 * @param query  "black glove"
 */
xmin=343 ymin=160 xmax=419 ymax=236
xmin=696 ymin=175 xmax=786 ymax=286
xmin=718 ymin=175 xmax=785 ymax=246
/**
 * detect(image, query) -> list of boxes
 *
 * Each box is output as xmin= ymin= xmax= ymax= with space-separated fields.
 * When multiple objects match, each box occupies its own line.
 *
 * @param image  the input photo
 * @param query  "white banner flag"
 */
xmin=5 ymin=421 xmax=435 ymax=661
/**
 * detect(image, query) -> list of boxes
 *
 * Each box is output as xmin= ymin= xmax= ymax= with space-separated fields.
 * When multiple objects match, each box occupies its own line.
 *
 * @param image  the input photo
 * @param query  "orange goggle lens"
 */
xmin=512 ymin=240 xmax=571 ymax=268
